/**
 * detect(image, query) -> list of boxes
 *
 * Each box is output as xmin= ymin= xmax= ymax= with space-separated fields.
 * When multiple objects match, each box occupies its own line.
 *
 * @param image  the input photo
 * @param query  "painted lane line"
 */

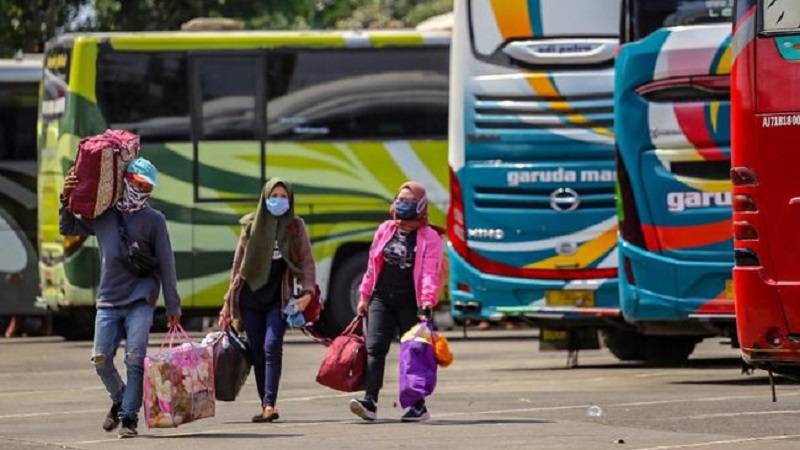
xmin=0 ymin=387 xmax=104 ymax=397
xmin=676 ymin=410 xmax=800 ymax=420
xmin=633 ymin=433 xmax=800 ymax=450
xmin=1 ymin=435 xmax=82 ymax=450
xmin=0 ymin=393 xmax=350 ymax=420
xmin=67 ymin=425 xmax=286 ymax=445
xmin=0 ymin=408 xmax=106 ymax=420
xmin=433 ymin=392 xmax=800 ymax=419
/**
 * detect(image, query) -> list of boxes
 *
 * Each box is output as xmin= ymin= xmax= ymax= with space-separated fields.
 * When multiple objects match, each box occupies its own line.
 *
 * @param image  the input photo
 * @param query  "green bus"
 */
xmin=37 ymin=31 xmax=450 ymax=337
xmin=0 ymin=55 xmax=41 ymax=324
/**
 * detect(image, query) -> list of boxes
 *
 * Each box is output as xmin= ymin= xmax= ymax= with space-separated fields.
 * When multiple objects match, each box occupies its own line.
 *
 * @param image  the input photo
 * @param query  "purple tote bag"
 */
xmin=398 ymin=320 xmax=438 ymax=408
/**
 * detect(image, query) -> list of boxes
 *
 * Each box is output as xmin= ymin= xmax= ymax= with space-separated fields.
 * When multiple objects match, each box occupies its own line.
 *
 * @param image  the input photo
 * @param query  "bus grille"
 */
xmin=472 ymin=94 xmax=614 ymax=131
xmin=473 ymin=186 xmax=616 ymax=210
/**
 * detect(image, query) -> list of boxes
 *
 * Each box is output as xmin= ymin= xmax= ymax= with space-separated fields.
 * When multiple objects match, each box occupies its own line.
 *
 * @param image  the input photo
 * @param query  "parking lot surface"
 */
xmin=1 ymin=331 xmax=800 ymax=450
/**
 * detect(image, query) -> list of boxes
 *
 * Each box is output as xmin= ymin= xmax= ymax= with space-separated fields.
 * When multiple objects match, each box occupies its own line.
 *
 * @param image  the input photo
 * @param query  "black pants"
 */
xmin=364 ymin=290 xmax=419 ymax=404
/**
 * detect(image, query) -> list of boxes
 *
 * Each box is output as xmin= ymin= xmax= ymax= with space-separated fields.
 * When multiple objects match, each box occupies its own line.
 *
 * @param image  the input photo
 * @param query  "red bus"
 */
xmin=732 ymin=0 xmax=800 ymax=378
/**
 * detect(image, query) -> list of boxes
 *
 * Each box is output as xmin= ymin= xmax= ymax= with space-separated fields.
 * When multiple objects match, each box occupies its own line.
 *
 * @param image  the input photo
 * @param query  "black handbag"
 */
xmin=212 ymin=329 xmax=252 ymax=401
xmin=114 ymin=209 xmax=159 ymax=277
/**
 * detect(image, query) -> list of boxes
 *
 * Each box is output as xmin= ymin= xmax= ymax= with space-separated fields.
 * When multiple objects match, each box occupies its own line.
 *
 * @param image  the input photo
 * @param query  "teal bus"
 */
xmin=614 ymin=0 xmax=735 ymax=362
xmin=448 ymin=0 xmax=621 ymax=351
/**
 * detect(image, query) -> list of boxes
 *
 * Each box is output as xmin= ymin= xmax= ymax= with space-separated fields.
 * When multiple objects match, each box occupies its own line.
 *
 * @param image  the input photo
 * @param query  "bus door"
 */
xmin=189 ymin=54 xmax=266 ymax=309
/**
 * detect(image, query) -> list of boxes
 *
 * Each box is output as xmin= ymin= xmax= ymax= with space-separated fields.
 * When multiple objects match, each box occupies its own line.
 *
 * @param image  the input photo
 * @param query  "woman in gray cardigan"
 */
xmin=220 ymin=178 xmax=316 ymax=423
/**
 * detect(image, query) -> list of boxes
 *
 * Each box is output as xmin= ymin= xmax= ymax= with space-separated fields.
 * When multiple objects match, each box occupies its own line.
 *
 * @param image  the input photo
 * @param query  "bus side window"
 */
xmin=0 ymin=82 xmax=38 ymax=161
xmin=95 ymin=51 xmax=191 ymax=141
xmin=762 ymin=0 xmax=800 ymax=34
xmin=266 ymin=48 xmax=449 ymax=141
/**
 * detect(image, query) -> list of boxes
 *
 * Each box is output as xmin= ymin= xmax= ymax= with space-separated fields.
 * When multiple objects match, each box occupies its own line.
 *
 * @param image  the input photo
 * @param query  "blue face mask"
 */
xmin=266 ymin=197 xmax=290 ymax=216
xmin=394 ymin=200 xmax=418 ymax=220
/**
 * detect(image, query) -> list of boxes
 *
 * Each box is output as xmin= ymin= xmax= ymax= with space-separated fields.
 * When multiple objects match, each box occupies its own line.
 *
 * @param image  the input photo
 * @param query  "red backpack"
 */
xmin=316 ymin=315 xmax=366 ymax=392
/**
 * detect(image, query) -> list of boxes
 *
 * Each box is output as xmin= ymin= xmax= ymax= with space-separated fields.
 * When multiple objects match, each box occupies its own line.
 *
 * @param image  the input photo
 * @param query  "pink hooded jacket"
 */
xmin=358 ymin=220 xmax=444 ymax=308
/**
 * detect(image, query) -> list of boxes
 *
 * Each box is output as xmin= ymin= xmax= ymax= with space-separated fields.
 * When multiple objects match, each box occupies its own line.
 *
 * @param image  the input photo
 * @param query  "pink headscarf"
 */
xmin=391 ymin=181 xmax=429 ymax=228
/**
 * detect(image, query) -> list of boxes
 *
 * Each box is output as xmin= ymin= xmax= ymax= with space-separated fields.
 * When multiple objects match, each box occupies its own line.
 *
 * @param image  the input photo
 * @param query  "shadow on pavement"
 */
xmin=223 ymin=419 xmax=344 ymax=425
xmin=683 ymin=357 xmax=747 ymax=369
xmin=670 ymin=376 xmax=800 ymax=386
xmin=343 ymin=418 xmax=551 ymax=426
xmin=143 ymin=432 xmax=302 ymax=439
xmin=493 ymin=357 xmax=745 ymax=372
xmin=424 ymin=418 xmax=552 ymax=426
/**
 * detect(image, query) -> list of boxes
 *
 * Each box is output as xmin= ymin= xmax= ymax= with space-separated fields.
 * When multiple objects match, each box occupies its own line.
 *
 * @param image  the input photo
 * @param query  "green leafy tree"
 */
xmin=0 ymin=0 xmax=452 ymax=57
xmin=0 ymin=0 xmax=86 ymax=57
xmin=336 ymin=0 xmax=453 ymax=29
xmin=90 ymin=0 xmax=451 ymax=31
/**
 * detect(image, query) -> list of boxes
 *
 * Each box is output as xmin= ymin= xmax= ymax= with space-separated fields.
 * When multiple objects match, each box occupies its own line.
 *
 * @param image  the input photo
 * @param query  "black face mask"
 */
xmin=394 ymin=200 xmax=418 ymax=220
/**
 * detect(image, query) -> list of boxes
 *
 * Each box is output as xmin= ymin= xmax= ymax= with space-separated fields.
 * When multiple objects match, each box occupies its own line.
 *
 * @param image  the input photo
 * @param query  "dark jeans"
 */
xmin=240 ymin=299 xmax=286 ymax=408
xmin=365 ymin=290 xmax=419 ymax=404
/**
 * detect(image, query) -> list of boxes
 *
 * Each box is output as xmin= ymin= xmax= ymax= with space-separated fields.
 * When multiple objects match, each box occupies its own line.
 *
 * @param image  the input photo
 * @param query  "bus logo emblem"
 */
xmin=550 ymin=188 xmax=580 ymax=212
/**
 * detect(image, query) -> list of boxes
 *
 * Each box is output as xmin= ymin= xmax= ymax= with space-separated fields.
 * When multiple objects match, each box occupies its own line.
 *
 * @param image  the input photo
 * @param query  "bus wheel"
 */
xmin=643 ymin=336 xmax=698 ymax=366
xmin=602 ymin=329 xmax=646 ymax=362
xmin=327 ymin=252 xmax=368 ymax=335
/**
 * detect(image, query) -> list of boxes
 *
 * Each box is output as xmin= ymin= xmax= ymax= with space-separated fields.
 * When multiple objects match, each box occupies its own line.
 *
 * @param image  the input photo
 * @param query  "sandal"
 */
xmin=252 ymin=406 xmax=280 ymax=423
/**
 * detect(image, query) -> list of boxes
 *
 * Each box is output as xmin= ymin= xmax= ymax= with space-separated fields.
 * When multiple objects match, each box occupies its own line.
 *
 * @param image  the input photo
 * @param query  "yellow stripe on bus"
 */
xmin=491 ymin=0 xmax=532 ymax=39
xmin=526 ymin=75 xmax=615 ymax=138
xmin=69 ymin=37 xmax=100 ymax=103
xmin=525 ymin=224 xmax=618 ymax=270
xmin=109 ymin=33 xmax=349 ymax=51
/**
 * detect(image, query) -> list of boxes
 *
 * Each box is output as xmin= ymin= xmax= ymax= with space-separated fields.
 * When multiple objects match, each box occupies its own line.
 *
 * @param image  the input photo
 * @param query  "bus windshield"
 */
xmin=630 ymin=0 xmax=733 ymax=41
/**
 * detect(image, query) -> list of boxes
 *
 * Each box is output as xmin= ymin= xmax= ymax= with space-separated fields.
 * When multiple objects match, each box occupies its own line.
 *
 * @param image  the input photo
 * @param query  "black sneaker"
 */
xmin=401 ymin=404 xmax=430 ymax=422
xmin=349 ymin=398 xmax=377 ymax=421
xmin=102 ymin=402 xmax=122 ymax=432
xmin=118 ymin=417 xmax=138 ymax=439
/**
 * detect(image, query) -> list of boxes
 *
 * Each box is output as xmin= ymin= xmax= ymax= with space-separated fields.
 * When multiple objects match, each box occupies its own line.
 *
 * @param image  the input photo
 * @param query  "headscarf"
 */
xmin=240 ymin=178 xmax=303 ymax=291
xmin=116 ymin=178 xmax=151 ymax=213
xmin=391 ymin=181 xmax=428 ymax=231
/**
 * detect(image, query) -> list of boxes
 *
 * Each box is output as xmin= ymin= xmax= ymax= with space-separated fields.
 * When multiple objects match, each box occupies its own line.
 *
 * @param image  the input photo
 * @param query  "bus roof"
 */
xmin=0 ymin=55 xmax=42 ymax=83
xmin=48 ymin=29 xmax=450 ymax=52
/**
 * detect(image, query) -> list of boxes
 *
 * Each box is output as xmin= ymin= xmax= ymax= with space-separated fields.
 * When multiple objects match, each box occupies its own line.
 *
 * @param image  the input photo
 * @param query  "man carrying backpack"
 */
xmin=60 ymin=157 xmax=181 ymax=438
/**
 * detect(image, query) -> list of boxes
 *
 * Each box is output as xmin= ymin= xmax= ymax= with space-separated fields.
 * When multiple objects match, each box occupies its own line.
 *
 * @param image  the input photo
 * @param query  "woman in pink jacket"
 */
xmin=349 ymin=181 xmax=444 ymax=423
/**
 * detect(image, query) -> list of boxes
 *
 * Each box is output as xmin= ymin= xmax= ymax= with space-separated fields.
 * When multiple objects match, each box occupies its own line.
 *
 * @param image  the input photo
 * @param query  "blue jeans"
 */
xmin=91 ymin=300 xmax=154 ymax=421
xmin=240 ymin=302 xmax=286 ymax=407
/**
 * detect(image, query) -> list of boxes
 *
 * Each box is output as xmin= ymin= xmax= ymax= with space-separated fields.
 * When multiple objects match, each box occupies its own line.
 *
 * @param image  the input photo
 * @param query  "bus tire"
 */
xmin=327 ymin=252 xmax=368 ymax=335
xmin=602 ymin=329 xmax=646 ymax=362
xmin=643 ymin=336 xmax=698 ymax=366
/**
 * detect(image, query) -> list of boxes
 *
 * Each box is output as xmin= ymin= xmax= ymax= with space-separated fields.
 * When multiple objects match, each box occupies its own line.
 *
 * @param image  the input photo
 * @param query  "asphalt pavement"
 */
xmin=1 ymin=330 xmax=800 ymax=450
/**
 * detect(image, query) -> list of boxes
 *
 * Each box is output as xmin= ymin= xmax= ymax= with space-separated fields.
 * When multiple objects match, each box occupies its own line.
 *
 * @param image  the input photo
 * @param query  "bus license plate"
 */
xmin=545 ymin=290 xmax=595 ymax=307
xmin=725 ymin=279 xmax=734 ymax=300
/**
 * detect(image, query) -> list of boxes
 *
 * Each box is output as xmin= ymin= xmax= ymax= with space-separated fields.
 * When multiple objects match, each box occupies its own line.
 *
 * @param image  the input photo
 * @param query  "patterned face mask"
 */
xmin=117 ymin=178 xmax=151 ymax=213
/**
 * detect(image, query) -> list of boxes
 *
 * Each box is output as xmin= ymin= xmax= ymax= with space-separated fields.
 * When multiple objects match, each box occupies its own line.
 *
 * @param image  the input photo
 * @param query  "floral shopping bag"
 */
xmin=144 ymin=325 xmax=215 ymax=428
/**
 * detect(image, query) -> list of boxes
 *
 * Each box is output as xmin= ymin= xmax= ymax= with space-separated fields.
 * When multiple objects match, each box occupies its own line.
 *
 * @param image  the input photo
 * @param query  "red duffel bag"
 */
xmin=316 ymin=315 xmax=366 ymax=392
xmin=68 ymin=129 xmax=140 ymax=219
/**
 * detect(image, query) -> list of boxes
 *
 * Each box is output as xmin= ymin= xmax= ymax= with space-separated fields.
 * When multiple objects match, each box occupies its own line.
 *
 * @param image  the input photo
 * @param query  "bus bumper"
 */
xmin=448 ymin=245 xmax=620 ymax=325
xmin=619 ymin=239 xmax=735 ymax=326
xmin=735 ymin=266 xmax=800 ymax=368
